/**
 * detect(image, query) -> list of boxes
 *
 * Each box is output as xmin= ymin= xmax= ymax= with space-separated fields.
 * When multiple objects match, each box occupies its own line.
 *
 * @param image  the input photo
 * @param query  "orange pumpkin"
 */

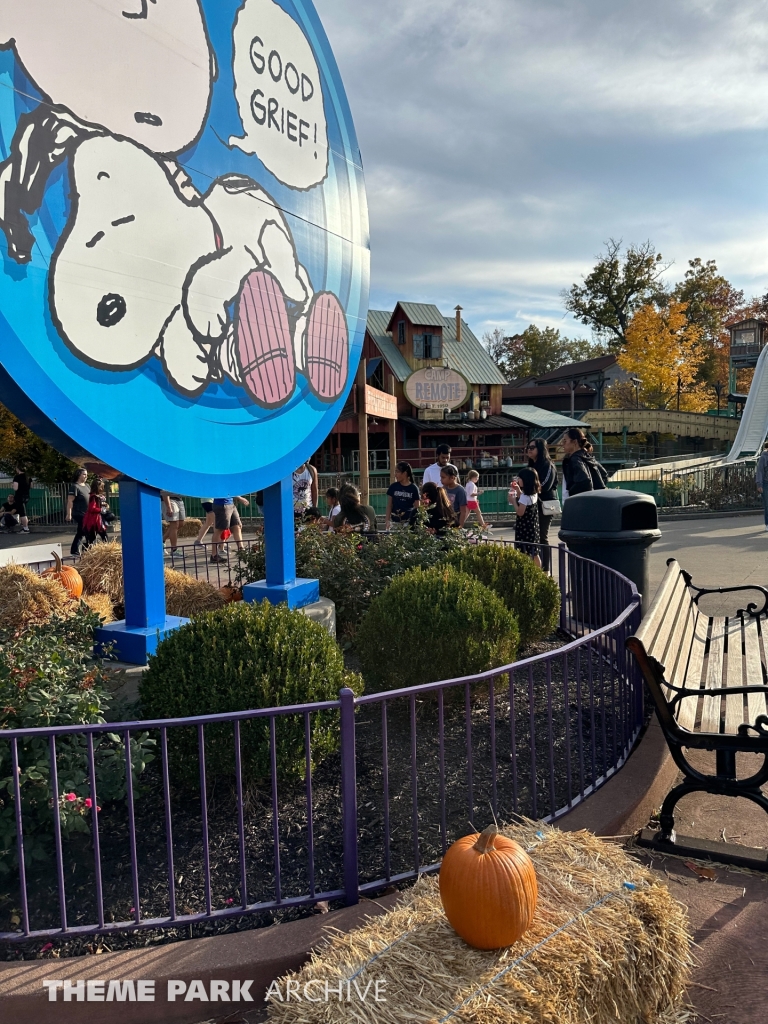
xmin=439 ymin=825 xmax=537 ymax=949
xmin=42 ymin=551 xmax=83 ymax=600
xmin=219 ymin=585 xmax=243 ymax=603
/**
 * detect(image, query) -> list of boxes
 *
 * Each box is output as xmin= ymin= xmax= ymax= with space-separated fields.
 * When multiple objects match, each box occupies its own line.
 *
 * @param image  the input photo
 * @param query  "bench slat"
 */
xmin=677 ymin=608 xmax=707 ymax=733
xmin=724 ymin=617 xmax=745 ymax=735
xmin=661 ymin=586 xmax=697 ymax=693
xmin=634 ymin=560 xmax=684 ymax=652
xmin=700 ymin=617 xmax=726 ymax=735
xmin=745 ymin=617 xmax=767 ymax=727
xmin=645 ymin=572 xmax=688 ymax=667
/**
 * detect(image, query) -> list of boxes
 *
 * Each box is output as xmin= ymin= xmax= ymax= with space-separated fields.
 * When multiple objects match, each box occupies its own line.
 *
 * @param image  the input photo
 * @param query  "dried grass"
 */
xmin=0 ymin=563 xmax=72 ymax=630
xmin=268 ymin=822 xmax=693 ymax=1024
xmin=177 ymin=518 xmax=203 ymax=539
xmin=164 ymin=568 xmax=226 ymax=617
xmin=80 ymin=591 xmax=115 ymax=624
xmin=79 ymin=542 xmax=124 ymax=602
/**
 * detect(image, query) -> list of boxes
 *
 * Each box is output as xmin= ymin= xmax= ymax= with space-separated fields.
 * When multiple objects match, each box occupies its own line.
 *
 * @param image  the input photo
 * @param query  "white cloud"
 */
xmin=317 ymin=0 xmax=768 ymax=335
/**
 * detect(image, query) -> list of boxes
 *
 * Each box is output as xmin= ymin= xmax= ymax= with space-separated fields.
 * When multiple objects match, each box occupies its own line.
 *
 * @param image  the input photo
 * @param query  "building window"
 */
xmin=424 ymin=333 xmax=433 ymax=359
xmin=397 ymin=321 xmax=405 ymax=345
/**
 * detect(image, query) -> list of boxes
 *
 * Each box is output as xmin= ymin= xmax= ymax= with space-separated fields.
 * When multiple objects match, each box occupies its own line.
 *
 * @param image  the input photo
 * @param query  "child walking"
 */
xmin=464 ymin=470 xmax=489 ymax=530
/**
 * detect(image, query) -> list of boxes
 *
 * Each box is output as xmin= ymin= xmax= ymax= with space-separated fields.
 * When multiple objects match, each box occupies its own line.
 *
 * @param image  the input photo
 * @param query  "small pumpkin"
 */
xmin=439 ymin=824 xmax=537 ymax=949
xmin=41 ymin=551 xmax=83 ymax=600
xmin=219 ymin=584 xmax=243 ymax=603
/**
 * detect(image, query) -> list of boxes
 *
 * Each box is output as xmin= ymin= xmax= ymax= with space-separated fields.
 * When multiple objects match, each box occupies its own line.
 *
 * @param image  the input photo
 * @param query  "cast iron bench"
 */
xmin=627 ymin=557 xmax=768 ymax=869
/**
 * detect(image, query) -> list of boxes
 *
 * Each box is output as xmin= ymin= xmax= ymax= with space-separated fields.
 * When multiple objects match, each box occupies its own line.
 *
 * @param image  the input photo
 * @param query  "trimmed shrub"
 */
xmin=236 ymin=522 xmax=469 ymax=638
xmin=139 ymin=602 xmax=363 ymax=786
xmin=445 ymin=544 xmax=560 ymax=647
xmin=0 ymin=607 xmax=154 ymax=872
xmin=356 ymin=565 xmax=520 ymax=692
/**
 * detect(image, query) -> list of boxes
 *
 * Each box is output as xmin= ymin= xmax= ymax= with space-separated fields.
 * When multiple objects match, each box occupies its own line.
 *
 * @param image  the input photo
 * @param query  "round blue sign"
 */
xmin=0 ymin=0 xmax=369 ymax=495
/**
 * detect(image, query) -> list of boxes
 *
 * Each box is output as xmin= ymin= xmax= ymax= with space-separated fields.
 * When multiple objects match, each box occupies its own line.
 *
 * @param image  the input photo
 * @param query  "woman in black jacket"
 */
xmin=561 ymin=428 xmax=608 ymax=498
xmin=526 ymin=438 xmax=557 ymax=571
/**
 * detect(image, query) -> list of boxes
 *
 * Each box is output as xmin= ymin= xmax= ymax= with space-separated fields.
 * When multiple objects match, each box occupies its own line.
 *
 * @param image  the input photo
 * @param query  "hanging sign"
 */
xmin=404 ymin=366 xmax=469 ymax=411
xmin=0 ymin=0 xmax=369 ymax=495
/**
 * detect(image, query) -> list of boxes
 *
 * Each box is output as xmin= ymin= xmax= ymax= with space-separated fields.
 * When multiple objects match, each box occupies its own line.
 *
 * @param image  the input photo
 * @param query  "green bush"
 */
xmin=0 ymin=607 xmax=154 ymax=873
xmin=236 ymin=520 xmax=470 ymax=638
xmin=444 ymin=544 xmax=560 ymax=647
xmin=356 ymin=565 xmax=520 ymax=691
xmin=139 ymin=602 xmax=363 ymax=787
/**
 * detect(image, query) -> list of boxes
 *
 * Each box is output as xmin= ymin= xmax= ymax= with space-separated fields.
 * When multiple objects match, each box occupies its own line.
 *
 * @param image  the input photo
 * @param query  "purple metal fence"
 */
xmin=0 ymin=545 xmax=642 ymax=943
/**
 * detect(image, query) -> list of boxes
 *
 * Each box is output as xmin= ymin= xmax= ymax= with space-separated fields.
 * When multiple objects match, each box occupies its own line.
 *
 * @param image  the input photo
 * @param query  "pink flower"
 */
xmin=226 ymin=898 xmax=234 ymax=905
xmin=65 ymin=793 xmax=77 ymax=802
xmin=40 ymin=942 xmax=53 ymax=953
xmin=84 ymin=798 xmax=92 ymax=809
xmin=96 ymin=806 xmax=101 ymax=812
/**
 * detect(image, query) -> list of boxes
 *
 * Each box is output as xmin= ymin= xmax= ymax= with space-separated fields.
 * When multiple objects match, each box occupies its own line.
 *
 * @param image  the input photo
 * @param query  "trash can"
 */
xmin=558 ymin=489 xmax=661 ymax=618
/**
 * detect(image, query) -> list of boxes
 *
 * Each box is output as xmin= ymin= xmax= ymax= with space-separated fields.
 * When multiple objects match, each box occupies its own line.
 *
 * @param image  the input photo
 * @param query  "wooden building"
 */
xmin=316 ymin=302 xmax=581 ymax=479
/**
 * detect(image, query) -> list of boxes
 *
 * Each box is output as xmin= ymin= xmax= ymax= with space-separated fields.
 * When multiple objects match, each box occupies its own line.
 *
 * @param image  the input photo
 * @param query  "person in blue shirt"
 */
xmin=385 ymin=462 xmax=420 ymax=529
xmin=440 ymin=464 xmax=469 ymax=527
xmin=210 ymin=495 xmax=249 ymax=563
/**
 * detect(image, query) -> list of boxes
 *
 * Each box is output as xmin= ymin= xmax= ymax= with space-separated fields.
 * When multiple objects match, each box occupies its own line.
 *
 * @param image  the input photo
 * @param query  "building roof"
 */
xmin=399 ymin=413 xmax=524 ymax=433
xmin=503 ymin=384 xmax=595 ymax=400
xmin=441 ymin=314 xmax=508 ymax=386
xmin=533 ymin=355 xmax=617 ymax=384
xmin=367 ymin=308 xmax=507 ymax=386
xmin=501 ymin=405 xmax=591 ymax=429
xmin=386 ymin=302 xmax=445 ymax=331
xmin=366 ymin=309 xmax=413 ymax=381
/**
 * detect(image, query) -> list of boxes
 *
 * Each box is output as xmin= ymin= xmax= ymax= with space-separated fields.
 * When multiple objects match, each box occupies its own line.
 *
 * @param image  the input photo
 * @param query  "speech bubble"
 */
xmin=229 ymin=0 xmax=328 ymax=191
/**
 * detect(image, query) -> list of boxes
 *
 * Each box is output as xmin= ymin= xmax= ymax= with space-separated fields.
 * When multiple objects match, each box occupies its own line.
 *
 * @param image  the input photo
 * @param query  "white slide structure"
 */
xmin=725 ymin=344 xmax=768 ymax=462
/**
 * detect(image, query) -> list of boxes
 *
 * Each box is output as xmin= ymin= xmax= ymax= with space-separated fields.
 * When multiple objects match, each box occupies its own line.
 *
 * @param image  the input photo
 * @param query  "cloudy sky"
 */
xmin=317 ymin=0 xmax=768 ymax=340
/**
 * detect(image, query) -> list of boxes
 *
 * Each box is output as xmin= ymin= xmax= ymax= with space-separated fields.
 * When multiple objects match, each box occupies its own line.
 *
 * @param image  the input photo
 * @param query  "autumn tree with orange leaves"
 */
xmin=605 ymin=301 xmax=709 ymax=411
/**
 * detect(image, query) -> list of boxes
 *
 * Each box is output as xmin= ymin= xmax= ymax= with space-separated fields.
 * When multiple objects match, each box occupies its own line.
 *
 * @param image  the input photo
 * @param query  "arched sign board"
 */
xmin=0 ymin=0 xmax=368 ymax=661
xmin=404 ymin=367 xmax=469 ymax=411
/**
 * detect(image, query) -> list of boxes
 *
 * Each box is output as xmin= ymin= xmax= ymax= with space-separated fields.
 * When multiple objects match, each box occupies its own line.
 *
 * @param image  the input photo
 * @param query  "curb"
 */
xmin=0 ymin=895 xmax=400 ymax=1024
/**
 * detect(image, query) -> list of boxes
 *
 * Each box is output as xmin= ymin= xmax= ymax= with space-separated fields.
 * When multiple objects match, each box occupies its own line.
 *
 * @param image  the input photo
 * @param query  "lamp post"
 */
xmin=713 ymin=380 xmax=724 ymax=417
xmin=676 ymin=375 xmax=682 ymax=412
xmin=630 ymin=376 xmax=642 ymax=410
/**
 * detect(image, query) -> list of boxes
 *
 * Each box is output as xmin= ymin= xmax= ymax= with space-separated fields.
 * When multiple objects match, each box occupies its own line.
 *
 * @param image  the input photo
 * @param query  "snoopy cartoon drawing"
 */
xmin=0 ymin=0 xmax=349 ymax=407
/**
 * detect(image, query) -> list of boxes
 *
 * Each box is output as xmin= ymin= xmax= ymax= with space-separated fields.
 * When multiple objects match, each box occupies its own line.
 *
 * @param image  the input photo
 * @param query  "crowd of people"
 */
xmin=7 ymin=428 xmax=610 ymax=570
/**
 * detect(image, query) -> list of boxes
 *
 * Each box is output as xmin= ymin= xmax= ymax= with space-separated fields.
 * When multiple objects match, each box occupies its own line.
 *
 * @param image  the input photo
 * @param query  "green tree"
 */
xmin=671 ymin=258 xmax=743 ymax=385
xmin=563 ymin=239 xmax=670 ymax=351
xmin=483 ymin=325 xmax=604 ymax=381
xmin=0 ymin=404 xmax=78 ymax=483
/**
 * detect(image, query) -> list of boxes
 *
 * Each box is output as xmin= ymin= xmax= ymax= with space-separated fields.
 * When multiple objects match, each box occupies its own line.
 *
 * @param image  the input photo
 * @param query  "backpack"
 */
xmin=588 ymin=459 xmax=609 ymax=490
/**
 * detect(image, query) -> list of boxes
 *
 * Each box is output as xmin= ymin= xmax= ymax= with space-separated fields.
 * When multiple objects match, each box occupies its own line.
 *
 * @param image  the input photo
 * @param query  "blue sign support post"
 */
xmin=243 ymin=478 xmax=320 ymax=609
xmin=95 ymin=481 xmax=187 ymax=664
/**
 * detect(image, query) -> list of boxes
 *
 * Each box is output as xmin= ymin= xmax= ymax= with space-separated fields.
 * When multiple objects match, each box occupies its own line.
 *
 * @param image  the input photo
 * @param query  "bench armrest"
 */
xmin=681 ymin=568 xmax=768 ymax=618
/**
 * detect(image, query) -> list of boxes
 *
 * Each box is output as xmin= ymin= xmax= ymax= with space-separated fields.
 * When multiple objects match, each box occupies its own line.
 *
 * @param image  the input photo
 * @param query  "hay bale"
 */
xmin=0 ymin=563 xmax=72 ymax=630
xmin=81 ymin=592 xmax=115 ymax=624
xmin=177 ymin=517 xmax=203 ymax=539
xmin=164 ymin=568 xmax=226 ymax=617
xmin=268 ymin=822 xmax=693 ymax=1024
xmin=79 ymin=542 xmax=124 ymax=602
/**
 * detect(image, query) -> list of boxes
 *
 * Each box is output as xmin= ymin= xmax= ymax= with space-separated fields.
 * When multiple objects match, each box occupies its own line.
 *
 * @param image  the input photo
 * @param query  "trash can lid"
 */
xmin=560 ymin=489 xmax=658 ymax=533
